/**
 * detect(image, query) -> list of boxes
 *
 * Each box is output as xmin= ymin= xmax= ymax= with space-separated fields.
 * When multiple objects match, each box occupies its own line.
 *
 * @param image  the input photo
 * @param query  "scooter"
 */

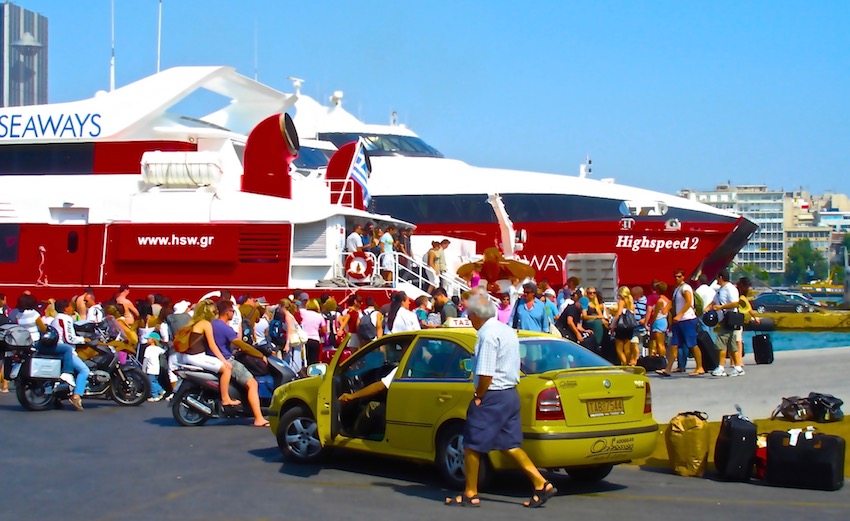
xmin=171 ymin=352 xmax=296 ymax=426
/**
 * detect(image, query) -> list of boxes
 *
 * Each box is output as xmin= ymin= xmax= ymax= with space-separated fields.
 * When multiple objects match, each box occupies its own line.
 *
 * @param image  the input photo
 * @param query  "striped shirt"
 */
xmin=472 ymin=317 xmax=521 ymax=391
xmin=634 ymin=296 xmax=648 ymax=322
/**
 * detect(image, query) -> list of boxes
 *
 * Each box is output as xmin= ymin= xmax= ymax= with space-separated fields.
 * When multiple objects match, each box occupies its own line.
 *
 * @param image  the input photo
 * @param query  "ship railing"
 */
xmin=380 ymin=252 xmax=471 ymax=298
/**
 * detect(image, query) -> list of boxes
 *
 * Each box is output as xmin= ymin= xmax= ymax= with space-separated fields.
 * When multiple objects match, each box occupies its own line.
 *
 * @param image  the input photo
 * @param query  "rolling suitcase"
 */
xmin=696 ymin=330 xmax=719 ymax=372
xmin=714 ymin=411 xmax=757 ymax=481
xmin=753 ymin=333 xmax=774 ymax=364
xmin=766 ymin=429 xmax=845 ymax=490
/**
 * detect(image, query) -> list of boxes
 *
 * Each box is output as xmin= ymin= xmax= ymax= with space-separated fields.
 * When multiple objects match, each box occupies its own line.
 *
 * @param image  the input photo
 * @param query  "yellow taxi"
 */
xmin=268 ymin=321 xmax=658 ymax=489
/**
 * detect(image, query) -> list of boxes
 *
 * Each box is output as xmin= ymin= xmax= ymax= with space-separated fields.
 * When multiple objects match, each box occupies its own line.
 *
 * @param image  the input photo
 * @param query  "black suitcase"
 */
xmin=753 ymin=333 xmax=774 ymax=364
xmin=766 ymin=430 xmax=845 ymax=490
xmin=696 ymin=330 xmax=719 ymax=371
xmin=637 ymin=355 xmax=667 ymax=372
xmin=714 ymin=413 xmax=757 ymax=481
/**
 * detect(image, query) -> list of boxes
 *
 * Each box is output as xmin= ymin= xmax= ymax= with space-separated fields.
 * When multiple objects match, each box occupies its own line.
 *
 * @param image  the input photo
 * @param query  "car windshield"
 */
xmin=519 ymin=338 xmax=611 ymax=374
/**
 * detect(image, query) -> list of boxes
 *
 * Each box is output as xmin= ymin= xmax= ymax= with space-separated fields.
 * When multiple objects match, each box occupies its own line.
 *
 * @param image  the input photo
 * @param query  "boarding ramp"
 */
xmin=562 ymin=254 xmax=619 ymax=301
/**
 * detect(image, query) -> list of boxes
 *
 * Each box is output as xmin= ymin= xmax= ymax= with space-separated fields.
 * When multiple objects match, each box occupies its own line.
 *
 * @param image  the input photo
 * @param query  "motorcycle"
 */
xmin=171 ymin=350 xmax=296 ymax=426
xmin=1 ymin=323 xmax=150 ymax=411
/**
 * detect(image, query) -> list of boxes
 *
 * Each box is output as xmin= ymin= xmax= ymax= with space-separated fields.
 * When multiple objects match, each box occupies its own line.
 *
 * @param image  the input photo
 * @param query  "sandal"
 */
xmin=253 ymin=420 xmax=271 ymax=428
xmin=524 ymin=481 xmax=557 ymax=508
xmin=222 ymin=399 xmax=242 ymax=407
xmin=655 ymin=370 xmax=671 ymax=377
xmin=444 ymin=494 xmax=480 ymax=507
xmin=689 ymin=371 xmax=705 ymax=377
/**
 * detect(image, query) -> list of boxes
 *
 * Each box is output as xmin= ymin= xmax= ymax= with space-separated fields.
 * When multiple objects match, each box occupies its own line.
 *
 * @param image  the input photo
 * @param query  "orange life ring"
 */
xmin=345 ymin=251 xmax=374 ymax=281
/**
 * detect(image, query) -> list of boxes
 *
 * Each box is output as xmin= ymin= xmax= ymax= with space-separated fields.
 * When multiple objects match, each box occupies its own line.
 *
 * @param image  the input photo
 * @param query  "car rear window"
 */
xmin=519 ymin=338 xmax=611 ymax=374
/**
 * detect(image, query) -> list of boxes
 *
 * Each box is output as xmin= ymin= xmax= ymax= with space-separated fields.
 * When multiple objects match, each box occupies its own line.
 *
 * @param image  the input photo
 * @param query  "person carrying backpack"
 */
xmin=357 ymin=297 xmax=383 ymax=345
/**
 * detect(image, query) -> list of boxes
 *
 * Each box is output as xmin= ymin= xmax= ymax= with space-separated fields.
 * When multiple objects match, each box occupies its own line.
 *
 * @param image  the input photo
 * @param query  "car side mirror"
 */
xmin=306 ymin=363 xmax=327 ymax=377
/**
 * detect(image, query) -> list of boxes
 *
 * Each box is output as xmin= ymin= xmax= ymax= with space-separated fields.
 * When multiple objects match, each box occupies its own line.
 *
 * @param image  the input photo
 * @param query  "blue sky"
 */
xmin=20 ymin=0 xmax=850 ymax=197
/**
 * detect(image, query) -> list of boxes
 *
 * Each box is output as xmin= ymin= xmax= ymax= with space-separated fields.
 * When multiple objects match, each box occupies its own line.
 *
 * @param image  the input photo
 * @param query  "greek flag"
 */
xmin=347 ymin=138 xmax=371 ymax=207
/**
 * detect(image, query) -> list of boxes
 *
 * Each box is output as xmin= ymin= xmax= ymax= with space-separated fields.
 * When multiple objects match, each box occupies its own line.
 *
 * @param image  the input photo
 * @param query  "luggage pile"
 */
xmin=666 ymin=400 xmax=846 ymax=491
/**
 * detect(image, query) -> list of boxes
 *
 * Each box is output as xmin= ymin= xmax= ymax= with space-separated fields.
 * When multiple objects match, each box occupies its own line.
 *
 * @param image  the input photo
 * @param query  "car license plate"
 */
xmin=587 ymin=398 xmax=624 ymax=417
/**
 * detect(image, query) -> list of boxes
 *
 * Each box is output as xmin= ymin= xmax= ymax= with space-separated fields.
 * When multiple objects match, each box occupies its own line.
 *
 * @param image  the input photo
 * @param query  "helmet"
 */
xmin=38 ymin=327 xmax=59 ymax=349
xmin=702 ymin=310 xmax=719 ymax=327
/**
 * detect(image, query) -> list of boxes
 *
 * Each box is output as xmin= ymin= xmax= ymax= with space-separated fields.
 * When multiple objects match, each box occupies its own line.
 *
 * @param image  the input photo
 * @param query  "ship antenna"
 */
xmin=253 ymin=17 xmax=258 ymax=81
xmin=579 ymin=154 xmax=592 ymax=178
xmin=110 ymin=0 xmax=116 ymax=91
xmin=288 ymin=77 xmax=304 ymax=96
xmin=391 ymin=111 xmax=398 ymax=126
xmin=156 ymin=0 xmax=162 ymax=73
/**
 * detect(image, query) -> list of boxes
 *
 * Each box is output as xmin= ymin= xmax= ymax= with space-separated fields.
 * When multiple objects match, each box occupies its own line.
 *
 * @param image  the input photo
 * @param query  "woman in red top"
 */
xmin=337 ymin=293 xmax=363 ymax=349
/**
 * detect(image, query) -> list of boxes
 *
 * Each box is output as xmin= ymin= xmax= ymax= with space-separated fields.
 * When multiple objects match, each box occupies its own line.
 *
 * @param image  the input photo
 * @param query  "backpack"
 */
xmin=172 ymin=325 xmax=193 ymax=353
xmin=357 ymin=309 xmax=378 ymax=343
xmin=322 ymin=311 xmax=339 ymax=347
xmin=693 ymin=292 xmax=705 ymax=317
xmin=241 ymin=308 xmax=257 ymax=345
xmin=268 ymin=314 xmax=286 ymax=347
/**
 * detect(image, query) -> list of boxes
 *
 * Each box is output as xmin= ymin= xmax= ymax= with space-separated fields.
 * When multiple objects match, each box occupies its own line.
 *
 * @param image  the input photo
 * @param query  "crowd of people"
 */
xmin=0 ymin=267 xmax=763 ymax=413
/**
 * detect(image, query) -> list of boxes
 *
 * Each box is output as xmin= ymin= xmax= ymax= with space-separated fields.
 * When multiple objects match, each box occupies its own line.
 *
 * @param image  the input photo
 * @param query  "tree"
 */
xmin=785 ymin=239 xmax=828 ymax=285
xmin=732 ymin=263 xmax=770 ymax=284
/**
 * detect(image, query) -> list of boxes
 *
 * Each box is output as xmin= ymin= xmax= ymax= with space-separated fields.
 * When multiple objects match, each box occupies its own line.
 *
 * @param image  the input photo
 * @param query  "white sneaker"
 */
xmin=710 ymin=367 xmax=727 ymax=377
xmin=59 ymin=373 xmax=76 ymax=389
xmin=729 ymin=367 xmax=745 ymax=377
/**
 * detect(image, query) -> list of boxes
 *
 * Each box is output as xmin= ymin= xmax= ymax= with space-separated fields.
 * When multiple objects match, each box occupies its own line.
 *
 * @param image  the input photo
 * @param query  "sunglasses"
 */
xmin=675 ymin=274 xmax=684 ymax=279
xmin=587 ymin=291 xmax=596 ymax=295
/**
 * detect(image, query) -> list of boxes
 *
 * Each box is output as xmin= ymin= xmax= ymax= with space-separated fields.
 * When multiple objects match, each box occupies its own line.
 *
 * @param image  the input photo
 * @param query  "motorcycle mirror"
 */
xmin=306 ymin=363 xmax=327 ymax=377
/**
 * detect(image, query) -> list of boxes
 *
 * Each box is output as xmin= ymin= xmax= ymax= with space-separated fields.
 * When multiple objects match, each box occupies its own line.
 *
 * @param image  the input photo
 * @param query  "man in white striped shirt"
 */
xmin=445 ymin=294 xmax=557 ymax=508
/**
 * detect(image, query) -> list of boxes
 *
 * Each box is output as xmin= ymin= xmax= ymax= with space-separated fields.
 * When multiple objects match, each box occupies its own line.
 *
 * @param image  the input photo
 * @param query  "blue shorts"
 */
xmin=463 ymin=388 xmax=522 ymax=453
xmin=671 ymin=318 xmax=698 ymax=348
xmin=651 ymin=317 xmax=667 ymax=333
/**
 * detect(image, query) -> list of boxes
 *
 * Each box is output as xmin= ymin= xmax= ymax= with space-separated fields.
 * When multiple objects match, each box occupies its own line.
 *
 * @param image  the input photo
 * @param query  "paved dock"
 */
xmin=649 ymin=346 xmax=850 ymax=423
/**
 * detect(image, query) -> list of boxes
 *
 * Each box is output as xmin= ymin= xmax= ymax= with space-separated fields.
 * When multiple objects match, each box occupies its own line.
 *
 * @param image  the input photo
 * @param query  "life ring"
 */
xmin=345 ymin=251 xmax=374 ymax=281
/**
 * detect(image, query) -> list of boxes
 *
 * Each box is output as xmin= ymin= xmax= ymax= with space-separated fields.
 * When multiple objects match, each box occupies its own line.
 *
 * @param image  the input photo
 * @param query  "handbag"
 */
xmin=615 ymin=309 xmax=638 ymax=331
xmin=771 ymin=396 xmax=813 ymax=421
xmin=289 ymin=324 xmax=308 ymax=347
xmin=723 ymin=311 xmax=744 ymax=329
xmin=809 ymin=392 xmax=844 ymax=422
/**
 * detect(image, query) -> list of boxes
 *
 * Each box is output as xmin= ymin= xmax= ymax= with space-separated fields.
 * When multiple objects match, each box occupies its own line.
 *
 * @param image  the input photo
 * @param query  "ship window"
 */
xmin=618 ymin=200 xmax=669 ymax=217
xmin=67 ymin=231 xmax=79 ymax=253
xmin=0 ymin=143 xmax=95 ymax=175
xmin=293 ymin=146 xmax=332 ymax=170
xmin=0 ymin=224 xmax=20 ymax=263
xmin=318 ymin=133 xmax=443 ymax=158
xmin=373 ymin=194 xmax=497 ymax=224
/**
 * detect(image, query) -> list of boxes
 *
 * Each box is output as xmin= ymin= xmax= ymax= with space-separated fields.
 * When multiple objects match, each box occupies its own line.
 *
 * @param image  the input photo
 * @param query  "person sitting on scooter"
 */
xmin=213 ymin=300 xmax=269 ymax=427
xmin=181 ymin=299 xmax=241 ymax=407
xmin=51 ymin=299 xmax=92 ymax=411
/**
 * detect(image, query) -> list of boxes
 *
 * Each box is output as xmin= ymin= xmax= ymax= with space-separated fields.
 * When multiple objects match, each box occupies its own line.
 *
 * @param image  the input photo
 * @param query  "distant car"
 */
xmin=268 ymin=326 xmax=658 ymax=489
xmin=751 ymin=292 xmax=816 ymax=313
xmin=781 ymin=292 xmax=823 ymax=308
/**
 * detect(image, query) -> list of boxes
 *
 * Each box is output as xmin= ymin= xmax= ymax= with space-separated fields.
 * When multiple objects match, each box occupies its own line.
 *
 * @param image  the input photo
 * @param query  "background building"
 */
xmin=1 ymin=1 xmax=47 ymax=107
xmin=679 ymin=184 xmax=785 ymax=274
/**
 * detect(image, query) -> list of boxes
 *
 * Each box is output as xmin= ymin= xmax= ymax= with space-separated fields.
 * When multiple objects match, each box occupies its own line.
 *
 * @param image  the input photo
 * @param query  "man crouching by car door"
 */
xmin=444 ymin=292 xmax=558 ymax=508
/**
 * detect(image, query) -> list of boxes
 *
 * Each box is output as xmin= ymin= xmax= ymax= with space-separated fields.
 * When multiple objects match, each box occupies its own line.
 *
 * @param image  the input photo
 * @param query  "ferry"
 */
xmin=288 ymin=81 xmax=758 ymax=289
xmin=0 ymin=66 xmax=412 ymax=303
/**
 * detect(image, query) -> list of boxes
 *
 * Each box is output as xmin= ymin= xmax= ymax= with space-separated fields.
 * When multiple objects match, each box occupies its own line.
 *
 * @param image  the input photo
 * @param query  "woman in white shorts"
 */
xmin=181 ymin=299 xmax=241 ymax=406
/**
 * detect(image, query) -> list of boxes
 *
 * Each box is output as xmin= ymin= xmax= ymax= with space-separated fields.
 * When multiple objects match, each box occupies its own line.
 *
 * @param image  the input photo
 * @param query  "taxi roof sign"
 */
xmin=444 ymin=317 xmax=473 ymax=328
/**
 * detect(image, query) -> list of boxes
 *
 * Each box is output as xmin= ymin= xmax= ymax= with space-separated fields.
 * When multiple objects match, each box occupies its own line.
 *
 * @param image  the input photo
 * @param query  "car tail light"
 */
xmin=644 ymin=382 xmax=652 ymax=414
xmin=536 ymin=387 xmax=564 ymax=421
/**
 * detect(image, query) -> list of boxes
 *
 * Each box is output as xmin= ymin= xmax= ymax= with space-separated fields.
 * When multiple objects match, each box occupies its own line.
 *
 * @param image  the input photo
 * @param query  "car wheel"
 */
xmin=757 ymin=306 xmax=766 ymax=313
xmin=567 ymin=464 xmax=614 ymax=483
xmin=277 ymin=405 xmax=324 ymax=463
xmin=795 ymin=305 xmax=804 ymax=313
xmin=436 ymin=422 xmax=491 ymax=491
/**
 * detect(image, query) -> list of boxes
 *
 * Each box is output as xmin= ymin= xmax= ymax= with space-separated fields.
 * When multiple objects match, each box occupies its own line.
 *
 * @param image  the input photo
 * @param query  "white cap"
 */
xmin=543 ymin=288 xmax=556 ymax=297
xmin=173 ymin=300 xmax=191 ymax=314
